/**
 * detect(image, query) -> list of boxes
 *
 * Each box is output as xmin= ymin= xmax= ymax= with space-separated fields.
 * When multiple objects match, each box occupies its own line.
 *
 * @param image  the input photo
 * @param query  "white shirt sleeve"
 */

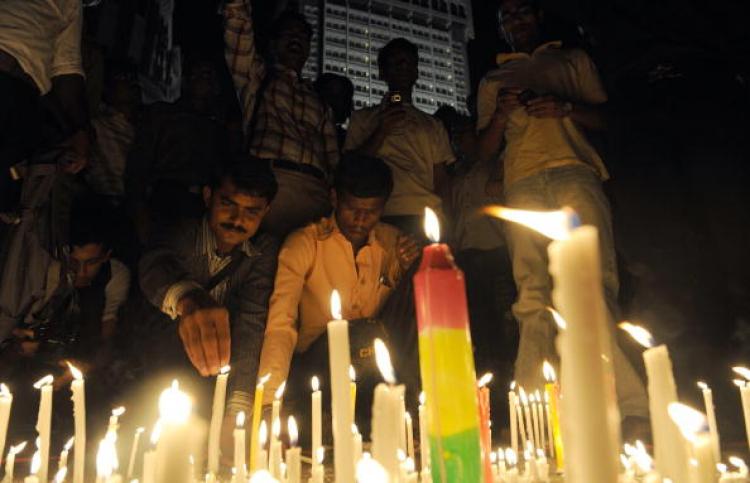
xmin=476 ymin=77 xmax=500 ymax=132
xmin=102 ymin=259 xmax=131 ymax=323
xmin=50 ymin=0 xmax=84 ymax=78
xmin=572 ymin=49 xmax=608 ymax=105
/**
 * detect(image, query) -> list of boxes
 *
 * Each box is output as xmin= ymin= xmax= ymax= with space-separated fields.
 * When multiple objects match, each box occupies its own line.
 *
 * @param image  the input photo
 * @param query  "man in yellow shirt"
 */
xmin=256 ymin=153 xmax=420 ymax=426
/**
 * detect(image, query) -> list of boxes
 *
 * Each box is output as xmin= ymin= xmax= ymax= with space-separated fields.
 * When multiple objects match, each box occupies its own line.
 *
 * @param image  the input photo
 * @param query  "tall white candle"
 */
xmin=668 ymin=403 xmax=716 ymax=483
xmin=208 ymin=365 xmax=230 ymax=476
xmin=352 ymin=424 xmax=363 ymax=467
xmin=533 ymin=390 xmax=546 ymax=456
xmin=234 ymin=412 xmax=247 ymax=483
xmin=286 ymin=416 xmax=301 ymax=483
xmin=620 ymin=323 xmax=690 ymax=483
xmin=696 ymin=381 xmax=721 ymax=463
xmin=519 ymin=388 xmax=535 ymax=451
xmin=154 ymin=380 xmax=193 ymax=483
xmin=530 ymin=393 xmax=541 ymax=451
xmin=418 ymin=392 xmax=430 ymax=475
xmin=67 ymin=363 xmax=86 ymax=483
xmin=508 ymin=384 xmax=518 ymax=456
xmin=371 ymin=338 xmax=404 ymax=481
xmin=327 ymin=290 xmax=355 ymax=482
xmin=309 ymin=448 xmax=325 ymax=483
xmin=58 ymin=436 xmax=74 ymax=471
xmin=33 ymin=375 xmax=53 ymax=483
xmin=515 ymin=390 xmax=529 ymax=451
xmin=268 ymin=417 xmax=282 ymax=478
xmin=126 ymin=427 xmax=144 ymax=480
xmin=735 ymin=378 xmax=750 ymax=455
xmin=310 ymin=376 xmax=322 ymax=474
xmin=4 ymin=441 xmax=26 ymax=483
xmin=0 ymin=384 xmax=11 ymax=467
xmin=256 ymin=420 xmax=268 ymax=471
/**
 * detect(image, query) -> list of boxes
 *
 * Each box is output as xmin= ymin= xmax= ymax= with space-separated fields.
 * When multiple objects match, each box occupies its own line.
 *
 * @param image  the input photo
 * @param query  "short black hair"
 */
xmin=334 ymin=153 xmax=393 ymax=200
xmin=314 ymin=73 xmax=354 ymax=97
xmin=211 ymin=159 xmax=278 ymax=203
xmin=271 ymin=10 xmax=313 ymax=39
xmin=377 ymin=38 xmax=419 ymax=70
xmin=69 ymin=196 xmax=116 ymax=249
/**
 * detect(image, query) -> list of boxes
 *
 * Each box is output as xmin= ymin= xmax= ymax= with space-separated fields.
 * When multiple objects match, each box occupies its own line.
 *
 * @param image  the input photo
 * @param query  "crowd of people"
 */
xmin=0 ymin=0 xmax=652 ymax=463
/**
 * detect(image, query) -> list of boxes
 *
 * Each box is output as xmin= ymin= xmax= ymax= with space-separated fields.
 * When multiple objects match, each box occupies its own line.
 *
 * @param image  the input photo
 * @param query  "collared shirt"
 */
xmin=224 ymin=1 xmax=339 ymax=174
xmin=0 ymin=0 xmax=84 ymax=94
xmin=257 ymin=215 xmax=403 ymax=402
xmin=161 ymin=217 xmax=258 ymax=318
xmin=344 ymin=99 xmax=455 ymax=216
xmin=476 ymin=41 xmax=609 ymax=188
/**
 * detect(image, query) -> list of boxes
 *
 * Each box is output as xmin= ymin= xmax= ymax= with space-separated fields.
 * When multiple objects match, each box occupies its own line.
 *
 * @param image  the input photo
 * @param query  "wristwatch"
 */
xmin=562 ymin=101 xmax=574 ymax=116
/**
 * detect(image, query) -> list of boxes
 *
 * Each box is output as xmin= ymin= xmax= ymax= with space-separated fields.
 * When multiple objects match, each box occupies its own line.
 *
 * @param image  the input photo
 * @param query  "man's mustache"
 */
xmin=220 ymin=223 xmax=247 ymax=234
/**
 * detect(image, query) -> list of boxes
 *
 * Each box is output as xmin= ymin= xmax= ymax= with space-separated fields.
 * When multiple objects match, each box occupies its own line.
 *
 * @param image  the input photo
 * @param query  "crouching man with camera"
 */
xmin=475 ymin=0 xmax=649 ymax=424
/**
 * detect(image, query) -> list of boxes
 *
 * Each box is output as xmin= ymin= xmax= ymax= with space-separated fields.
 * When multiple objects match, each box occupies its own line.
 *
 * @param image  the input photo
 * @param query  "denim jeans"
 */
xmin=505 ymin=164 xmax=647 ymax=418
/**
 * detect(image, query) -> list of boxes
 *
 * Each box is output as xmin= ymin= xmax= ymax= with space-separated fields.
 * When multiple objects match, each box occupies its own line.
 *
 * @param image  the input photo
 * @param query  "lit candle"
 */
xmin=67 ymin=362 xmax=86 ymax=483
xmin=154 ymin=380 xmax=193 ymax=483
xmin=515 ymin=391 xmax=529 ymax=453
xmin=519 ymin=388 xmax=534 ymax=451
xmin=26 ymin=437 xmax=41 ymax=483
xmin=310 ymin=376 xmax=322 ymax=474
xmin=542 ymin=359 xmax=563 ymax=469
xmin=533 ymin=390 xmax=545 ymax=456
xmin=126 ymin=427 xmax=144 ymax=480
xmin=208 ymin=365 xmax=230 ymax=476
xmin=0 ymin=384 xmax=11 ymax=468
xmin=371 ymin=338 xmax=405 ymax=480
xmin=4 ymin=441 xmax=27 ymax=482
xmin=327 ymin=290 xmax=355 ymax=482
xmin=33 ymin=375 xmax=53 ymax=483
xmin=485 ymin=206 xmax=621 ymax=483
xmin=530 ymin=393 xmax=542 ymax=452
xmin=256 ymin=420 xmax=269 ymax=471
xmin=350 ymin=366 xmax=357 ymax=423
xmin=286 ymin=417 xmax=301 ymax=483
xmin=620 ymin=322 xmax=690 ymax=483
xmin=268 ymin=416 xmax=282 ymax=479
xmin=413 ymin=207 xmax=482 ymax=483
xmin=418 ymin=392 xmax=430 ymax=476
xmin=58 ymin=436 xmax=74 ymax=473
xmin=309 ymin=447 xmax=325 ymax=483
xmin=505 ymin=448 xmax=519 ymax=483
xmin=355 ymin=453 xmax=388 ymax=483
xmin=271 ymin=381 xmax=286 ymax=445
xmin=477 ymin=372 xmax=493 ymax=483
xmin=668 ymin=402 xmax=715 ymax=483
xmin=508 ymin=382 xmax=519 ymax=457
xmin=352 ymin=424 xmax=363 ymax=467
xmin=141 ymin=421 xmax=161 ymax=483
xmin=696 ymin=381 xmax=721 ymax=463
xmin=249 ymin=372 xmax=271 ymax=473
xmin=95 ymin=425 xmax=119 ymax=482
xmin=234 ymin=411 xmax=247 ymax=483
xmin=405 ymin=411 xmax=415 ymax=463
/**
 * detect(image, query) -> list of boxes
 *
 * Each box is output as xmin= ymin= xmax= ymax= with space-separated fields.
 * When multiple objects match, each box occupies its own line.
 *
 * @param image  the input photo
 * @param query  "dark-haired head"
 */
xmin=204 ymin=160 xmax=277 ymax=253
xmin=268 ymin=10 xmax=313 ymax=73
xmin=497 ymin=0 xmax=544 ymax=54
xmin=69 ymin=198 xmax=116 ymax=287
xmin=332 ymin=154 xmax=393 ymax=249
xmin=377 ymin=38 xmax=419 ymax=95
xmin=314 ymin=73 xmax=354 ymax=124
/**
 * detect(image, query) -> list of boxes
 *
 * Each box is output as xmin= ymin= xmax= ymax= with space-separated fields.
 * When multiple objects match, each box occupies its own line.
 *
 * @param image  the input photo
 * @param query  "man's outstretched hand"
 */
xmin=176 ymin=292 xmax=231 ymax=376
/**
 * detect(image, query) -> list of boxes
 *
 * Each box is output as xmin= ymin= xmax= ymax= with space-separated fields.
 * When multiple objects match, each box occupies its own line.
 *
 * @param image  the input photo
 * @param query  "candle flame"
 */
xmin=33 ymin=374 xmax=54 ymax=388
xmin=220 ymin=365 xmax=231 ymax=375
xmin=717 ymin=463 xmax=728 ymax=474
xmin=547 ymin=307 xmax=567 ymax=330
xmin=397 ymin=448 xmax=406 ymax=462
xmin=733 ymin=366 xmax=750 ymax=381
xmin=730 ymin=456 xmax=747 ymax=469
xmin=404 ymin=411 xmax=412 ymax=427
xmin=423 ymin=207 xmax=440 ymax=242
xmin=96 ymin=430 xmax=119 ymax=478
xmin=620 ymin=454 xmax=630 ymax=470
xmin=257 ymin=372 xmax=271 ymax=388
xmin=490 ymin=451 xmax=497 ymax=464
xmin=64 ymin=436 xmax=75 ymax=451
xmin=534 ymin=389 xmax=542 ymax=402
xmin=259 ymin=420 xmax=268 ymax=446
xmin=236 ymin=411 xmax=245 ymax=427
xmin=11 ymin=441 xmax=27 ymax=455
xmin=330 ymin=290 xmax=342 ymax=320
xmin=734 ymin=379 xmax=747 ymax=388
xmin=136 ymin=426 xmax=145 ymax=434
xmin=477 ymin=372 xmax=493 ymax=388
xmin=419 ymin=391 xmax=426 ymax=406
xmin=316 ymin=446 xmax=325 ymax=464
xmin=54 ymin=467 xmax=67 ymax=483
xmin=374 ymin=338 xmax=396 ymax=384
xmin=112 ymin=406 xmax=126 ymax=417
xmin=482 ymin=205 xmax=577 ymax=241
xmin=505 ymin=448 xmax=517 ymax=466
xmin=30 ymin=440 xmax=41 ymax=475
xmin=66 ymin=361 xmax=83 ymax=381
xmin=274 ymin=381 xmax=287 ymax=400
xmin=150 ymin=420 xmax=163 ymax=445
xmin=544 ymin=391 xmax=549 ymax=403
xmin=618 ymin=322 xmax=655 ymax=348
xmin=497 ymin=448 xmax=505 ymax=461
xmin=668 ymin=402 xmax=709 ymax=443
xmin=543 ymin=360 xmax=557 ymax=382
xmin=158 ymin=379 xmax=192 ymax=424
xmin=272 ymin=415 xmax=281 ymax=437
xmin=311 ymin=376 xmax=320 ymax=392
xmin=529 ymin=393 xmax=536 ymax=403
xmin=352 ymin=423 xmax=359 ymax=435
xmin=249 ymin=470 xmax=275 ymax=482
xmin=405 ymin=457 xmax=415 ymax=472
xmin=696 ymin=381 xmax=709 ymax=391
xmin=519 ymin=387 xmax=529 ymax=405
xmin=356 ymin=453 xmax=387 ymax=482
xmin=349 ymin=365 xmax=356 ymax=382
xmin=0 ymin=383 xmax=9 ymax=397
xmin=288 ymin=416 xmax=299 ymax=446
xmin=510 ymin=381 xmax=516 ymax=391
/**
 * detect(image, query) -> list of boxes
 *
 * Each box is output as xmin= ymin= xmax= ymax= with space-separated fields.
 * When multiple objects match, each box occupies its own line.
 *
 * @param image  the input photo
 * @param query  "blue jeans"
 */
xmin=505 ymin=164 xmax=647 ymax=417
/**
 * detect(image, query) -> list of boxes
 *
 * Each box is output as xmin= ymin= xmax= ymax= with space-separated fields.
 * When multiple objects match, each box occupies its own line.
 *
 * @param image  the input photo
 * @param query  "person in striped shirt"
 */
xmin=224 ymin=2 xmax=340 ymax=238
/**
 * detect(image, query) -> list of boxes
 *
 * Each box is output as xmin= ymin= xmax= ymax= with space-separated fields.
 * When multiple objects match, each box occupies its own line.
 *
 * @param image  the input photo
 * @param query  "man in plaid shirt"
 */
xmin=224 ymin=1 xmax=340 ymax=238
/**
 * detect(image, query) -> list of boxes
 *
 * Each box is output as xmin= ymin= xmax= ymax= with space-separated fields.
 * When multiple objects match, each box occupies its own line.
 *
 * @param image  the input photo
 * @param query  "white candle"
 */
xmin=696 ymin=381 xmax=721 ymax=463
xmin=530 ymin=393 xmax=541 ymax=451
xmin=126 ymin=427 xmax=144 ymax=480
xmin=515 ymin=389 xmax=529 ymax=451
xmin=234 ymin=411 xmax=247 ymax=483
xmin=405 ymin=411 xmax=415 ymax=463
xmin=95 ymin=426 xmax=119 ymax=482
xmin=310 ymin=376 xmax=322 ymax=474
xmin=256 ymin=419 xmax=268 ymax=471
xmin=141 ymin=422 xmax=161 ymax=483
xmin=371 ymin=338 xmax=405 ymax=480
xmin=26 ymin=437 xmax=42 ymax=482
xmin=286 ymin=416 xmax=301 ymax=483
xmin=668 ymin=403 xmax=716 ymax=483
xmin=208 ymin=365 xmax=230 ymax=476
xmin=352 ymin=425 xmax=363 ymax=467
xmin=4 ymin=441 xmax=26 ymax=482
xmin=519 ymin=388 xmax=534 ymax=451
xmin=0 ymin=384 xmax=12 ymax=468
xmin=58 ymin=436 xmax=74 ymax=471
xmin=508 ymin=383 xmax=518 ymax=456
xmin=355 ymin=453 xmax=388 ymax=483
xmin=271 ymin=381 xmax=286 ymax=446
xmin=268 ymin=417 xmax=282 ymax=479
xmin=309 ymin=448 xmax=325 ymax=483
xmin=418 ymin=392 xmax=430 ymax=475
xmin=67 ymin=363 xmax=86 ymax=483
xmin=533 ymin=390 xmax=546 ymax=457
xmin=33 ymin=375 xmax=53 ymax=483
xmin=620 ymin=323 xmax=690 ymax=483
xmin=327 ymin=290 xmax=355 ymax=482
xmin=154 ymin=380 xmax=192 ymax=483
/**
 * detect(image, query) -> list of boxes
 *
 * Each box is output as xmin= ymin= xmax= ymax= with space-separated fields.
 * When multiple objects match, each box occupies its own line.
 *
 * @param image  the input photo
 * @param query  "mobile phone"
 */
xmin=388 ymin=91 xmax=402 ymax=105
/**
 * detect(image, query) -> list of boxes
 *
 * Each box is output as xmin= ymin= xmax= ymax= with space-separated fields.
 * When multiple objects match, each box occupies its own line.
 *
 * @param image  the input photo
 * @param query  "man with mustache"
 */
xmin=138 ymin=161 xmax=278 ymax=421
xmin=224 ymin=2 xmax=340 ymax=238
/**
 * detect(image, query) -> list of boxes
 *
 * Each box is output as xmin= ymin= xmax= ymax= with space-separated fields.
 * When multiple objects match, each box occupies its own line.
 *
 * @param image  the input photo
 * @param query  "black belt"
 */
xmin=270 ymin=159 xmax=326 ymax=181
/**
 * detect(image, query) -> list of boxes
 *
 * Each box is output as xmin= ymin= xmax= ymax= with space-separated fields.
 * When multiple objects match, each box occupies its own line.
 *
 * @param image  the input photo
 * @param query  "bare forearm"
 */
xmin=477 ymin=115 xmax=507 ymax=164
